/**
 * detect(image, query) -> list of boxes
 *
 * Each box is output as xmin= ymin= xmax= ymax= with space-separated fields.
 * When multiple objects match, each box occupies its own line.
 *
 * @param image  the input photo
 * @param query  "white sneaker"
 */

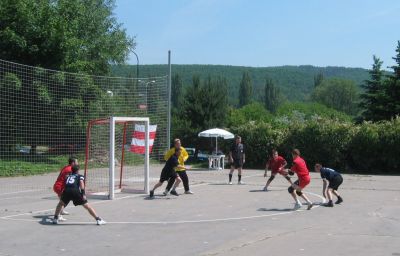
xmin=238 ymin=181 xmax=243 ymax=185
xmin=58 ymin=215 xmax=67 ymax=221
xmin=184 ymin=190 xmax=194 ymax=194
xmin=52 ymin=218 xmax=59 ymax=225
xmin=61 ymin=210 xmax=69 ymax=215
xmin=228 ymin=181 xmax=233 ymax=185
xmin=96 ymin=219 xmax=106 ymax=225
xmin=293 ymin=202 xmax=302 ymax=210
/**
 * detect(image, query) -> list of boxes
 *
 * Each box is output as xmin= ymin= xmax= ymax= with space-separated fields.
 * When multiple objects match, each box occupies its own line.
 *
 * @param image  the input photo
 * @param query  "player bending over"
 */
xmin=314 ymin=163 xmax=344 ymax=207
xmin=263 ymin=149 xmax=291 ymax=191
xmin=284 ymin=149 xmax=313 ymax=210
xmin=53 ymin=165 xmax=106 ymax=225
xmin=149 ymin=148 xmax=183 ymax=197
xmin=52 ymin=157 xmax=78 ymax=220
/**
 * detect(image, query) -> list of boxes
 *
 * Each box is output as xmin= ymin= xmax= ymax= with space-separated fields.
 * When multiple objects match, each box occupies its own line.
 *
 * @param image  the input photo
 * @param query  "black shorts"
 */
xmin=231 ymin=159 xmax=243 ymax=169
xmin=159 ymin=168 xmax=178 ymax=183
xmin=61 ymin=189 xmax=88 ymax=206
xmin=328 ymin=175 xmax=343 ymax=190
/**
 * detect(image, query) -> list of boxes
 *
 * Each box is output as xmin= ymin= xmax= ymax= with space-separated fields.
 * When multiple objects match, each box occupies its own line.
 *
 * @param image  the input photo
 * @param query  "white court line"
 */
xmin=0 ymin=189 xmax=47 ymax=196
xmin=0 ymin=173 xmax=325 ymax=224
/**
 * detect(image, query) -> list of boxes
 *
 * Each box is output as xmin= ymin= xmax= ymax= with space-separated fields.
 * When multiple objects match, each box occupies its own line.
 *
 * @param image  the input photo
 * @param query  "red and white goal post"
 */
xmin=84 ymin=117 xmax=152 ymax=199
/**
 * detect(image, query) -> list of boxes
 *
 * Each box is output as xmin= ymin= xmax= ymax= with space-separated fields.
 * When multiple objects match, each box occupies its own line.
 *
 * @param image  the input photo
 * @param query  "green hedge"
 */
xmin=230 ymin=118 xmax=400 ymax=173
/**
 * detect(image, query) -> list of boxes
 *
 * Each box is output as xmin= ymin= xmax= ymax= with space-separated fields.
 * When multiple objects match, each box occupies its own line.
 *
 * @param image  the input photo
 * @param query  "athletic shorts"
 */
xmin=159 ymin=168 xmax=178 ymax=183
xmin=231 ymin=159 xmax=243 ymax=169
xmin=53 ymin=184 xmax=64 ymax=197
xmin=271 ymin=169 xmax=285 ymax=176
xmin=61 ymin=189 xmax=87 ymax=206
xmin=296 ymin=175 xmax=311 ymax=189
xmin=328 ymin=175 xmax=343 ymax=190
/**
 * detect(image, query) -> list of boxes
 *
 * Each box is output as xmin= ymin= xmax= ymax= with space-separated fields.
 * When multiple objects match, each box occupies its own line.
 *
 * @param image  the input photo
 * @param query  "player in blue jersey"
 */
xmin=314 ymin=163 xmax=344 ymax=207
xmin=52 ymin=165 xmax=106 ymax=225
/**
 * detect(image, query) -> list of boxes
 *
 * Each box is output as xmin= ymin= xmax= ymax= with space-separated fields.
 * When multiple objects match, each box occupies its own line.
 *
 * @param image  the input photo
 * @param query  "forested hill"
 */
xmin=111 ymin=64 xmax=370 ymax=102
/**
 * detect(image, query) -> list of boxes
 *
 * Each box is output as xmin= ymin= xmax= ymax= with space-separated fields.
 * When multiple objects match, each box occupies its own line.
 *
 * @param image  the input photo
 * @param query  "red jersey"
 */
xmin=291 ymin=156 xmax=309 ymax=178
xmin=54 ymin=165 xmax=72 ymax=189
xmin=267 ymin=156 xmax=286 ymax=173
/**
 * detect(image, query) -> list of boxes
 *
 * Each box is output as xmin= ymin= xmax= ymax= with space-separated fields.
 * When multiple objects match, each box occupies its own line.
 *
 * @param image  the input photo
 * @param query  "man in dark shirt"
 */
xmin=228 ymin=135 xmax=245 ymax=184
xmin=149 ymin=148 xmax=184 ymax=197
xmin=314 ymin=163 xmax=344 ymax=207
xmin=53 ymin=165 xmax=106 ymax=225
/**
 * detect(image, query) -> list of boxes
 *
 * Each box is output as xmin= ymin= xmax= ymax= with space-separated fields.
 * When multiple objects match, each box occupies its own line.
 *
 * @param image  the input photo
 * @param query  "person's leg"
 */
xmin=238 ymin=167 xmax=242 ymax=184
xmin=53 ymin=201 xmax=65 ymax=220
xmin=83 ymin=203 xmax=99 ymax=219
xmin=333 ymin=190 xmax=343 ymax=204
xmin=229 ymin=165 xmax=235 ymax=183
xmin=165 ymin=177 xmax=175 ymax=193
xmin=152 ymin=181 xmax=163 ymax=191
xmin=82 ymin=203 xmax=106 ymax=224
xmin=179 ymin=171 xmax=190 ymax=192
xmin=264 ymin=174 xmax=276 ymax=190
xmin=170 ymin=177 xmax=181 ymax=196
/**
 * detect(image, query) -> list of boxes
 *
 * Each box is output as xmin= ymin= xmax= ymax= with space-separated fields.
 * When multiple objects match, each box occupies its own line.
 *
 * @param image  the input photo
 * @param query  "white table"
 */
xmin=208 ymin=154 xmax=225 ymax=170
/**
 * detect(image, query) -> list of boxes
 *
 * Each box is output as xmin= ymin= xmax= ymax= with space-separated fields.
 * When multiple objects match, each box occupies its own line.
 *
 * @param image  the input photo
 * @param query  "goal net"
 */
xmin=84 ymin=117 xmax=152 ymax=199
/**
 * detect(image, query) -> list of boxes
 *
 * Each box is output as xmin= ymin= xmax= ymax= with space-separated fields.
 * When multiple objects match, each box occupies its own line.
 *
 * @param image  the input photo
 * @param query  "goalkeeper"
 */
xmin=52 ymin=165 xmax=106 ymax=225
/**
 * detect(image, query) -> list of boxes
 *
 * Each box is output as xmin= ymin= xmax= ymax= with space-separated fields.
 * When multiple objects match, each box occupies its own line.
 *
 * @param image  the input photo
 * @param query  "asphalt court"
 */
xmin=0 ymin=169 xmax=399 ymax=256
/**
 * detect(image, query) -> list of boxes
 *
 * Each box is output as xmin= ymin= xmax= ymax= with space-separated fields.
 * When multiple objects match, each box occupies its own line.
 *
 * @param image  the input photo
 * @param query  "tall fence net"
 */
xmin=0 ymin=59 xmax=168 ymax=195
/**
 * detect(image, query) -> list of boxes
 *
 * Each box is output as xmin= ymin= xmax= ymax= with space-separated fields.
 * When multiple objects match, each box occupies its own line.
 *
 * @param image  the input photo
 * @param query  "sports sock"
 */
xmin=96 ymin=217 xmax=101 ymax=221
xmin=238 ymin=175 xmax=241 ymax=182
xmin=229 ymin=174 xmax=232 ymax=182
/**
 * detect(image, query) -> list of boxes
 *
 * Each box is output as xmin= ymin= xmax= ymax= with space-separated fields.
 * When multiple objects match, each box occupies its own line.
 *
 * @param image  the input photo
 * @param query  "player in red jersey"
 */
xmin=263 ymin=149 xmax=291 ymax=191
xmin=284 ymin=149 xmax=313 ymax=210
xmin=53 ymin=157 xmax=78 ymax=219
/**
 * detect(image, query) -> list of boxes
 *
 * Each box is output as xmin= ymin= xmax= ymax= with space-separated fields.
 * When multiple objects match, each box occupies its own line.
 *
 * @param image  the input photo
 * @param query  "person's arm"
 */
xmin=280 ymin=159 xmax=288 ymax=171
xmin=229 ymin=151 xmax=233 ymax=163
xmin=242 ymin=153 xmax=245 ymax=164
xmin=181 ymin=147 xmax=189 ymax=162
xmin=164 ymin=148 xmax=174 ymax=161
xmin=322 ymin=179 xmax=328 ymax=198
xmin=79 ymin=178 xmax=86 ymax=199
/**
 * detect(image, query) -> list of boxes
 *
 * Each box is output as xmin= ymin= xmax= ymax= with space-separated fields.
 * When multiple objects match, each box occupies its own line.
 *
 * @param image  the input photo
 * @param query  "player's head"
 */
xmin=271 ymin=149 xmax=278 ymax=159
xmin=314 ymin=163 xmax=322 ymax=172
xmin=235 ymin=135 xmax=241 ymax=143
xmin=69 ymin=156 xmax=78 ymax=166
xmin=175 ymin=147 xmax=182 ymax=156
xmin=72 ymin=165 xmax=80 ymax=174
xmin=291 ymin=149 xmax=300 ymax=158
xmin=174 ymin=138 xmax=181 ymax=149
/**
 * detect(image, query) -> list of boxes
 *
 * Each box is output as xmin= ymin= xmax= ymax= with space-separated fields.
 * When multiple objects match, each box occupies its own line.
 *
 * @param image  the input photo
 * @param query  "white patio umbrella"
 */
xmin=198 ymin=128 xmax=234 ymax=154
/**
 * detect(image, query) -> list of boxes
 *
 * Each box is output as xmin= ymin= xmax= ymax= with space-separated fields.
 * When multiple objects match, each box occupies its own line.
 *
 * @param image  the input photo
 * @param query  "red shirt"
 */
xmin=54 ymin=165 xmax=72 ymax=189
xmin=267 ymin=156 xmax=286 ymax=172
xmin=291 ymin=156 xmax=309 ymax=178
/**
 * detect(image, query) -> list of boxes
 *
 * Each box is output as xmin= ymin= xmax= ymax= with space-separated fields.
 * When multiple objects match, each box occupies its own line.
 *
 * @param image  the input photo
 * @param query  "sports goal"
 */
xmin=84 ymin=117 xmax=151 ymax=199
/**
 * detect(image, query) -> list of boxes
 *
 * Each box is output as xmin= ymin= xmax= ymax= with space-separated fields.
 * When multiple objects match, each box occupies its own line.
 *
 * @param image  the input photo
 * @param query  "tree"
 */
xmin=0 ymin=0 xmax=134 ymax=151
xmin=385 ymin=41 xmax=400 ymax=119
xmin=171 ymin=73 xmax=183 ymax=111
xmin=0 ymin=0 xmax=134 ymax=74
xmin=359 ymin=55 xmax=387 ymax=121
xmin=239 ymin=71 xmax=252 ymax=107
xmin=264 ymin=78 xmax=280 ymax=113
xmin=175 ymin=75 xmax=229 ymax=147
xmin=311 ymin=78 xmax=359 ymax=115
xmin=314 ymin=71 xmax=324 ymax=87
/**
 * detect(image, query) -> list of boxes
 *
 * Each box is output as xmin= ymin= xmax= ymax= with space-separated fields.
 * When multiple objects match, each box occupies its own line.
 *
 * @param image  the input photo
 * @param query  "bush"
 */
xmin=228 ymin=117 xmax=400 ymax=174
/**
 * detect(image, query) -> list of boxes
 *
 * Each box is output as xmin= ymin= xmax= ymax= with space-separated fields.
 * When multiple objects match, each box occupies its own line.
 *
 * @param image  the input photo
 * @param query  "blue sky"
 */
xmin=115 ymin=0 xmax=400 ymax=69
